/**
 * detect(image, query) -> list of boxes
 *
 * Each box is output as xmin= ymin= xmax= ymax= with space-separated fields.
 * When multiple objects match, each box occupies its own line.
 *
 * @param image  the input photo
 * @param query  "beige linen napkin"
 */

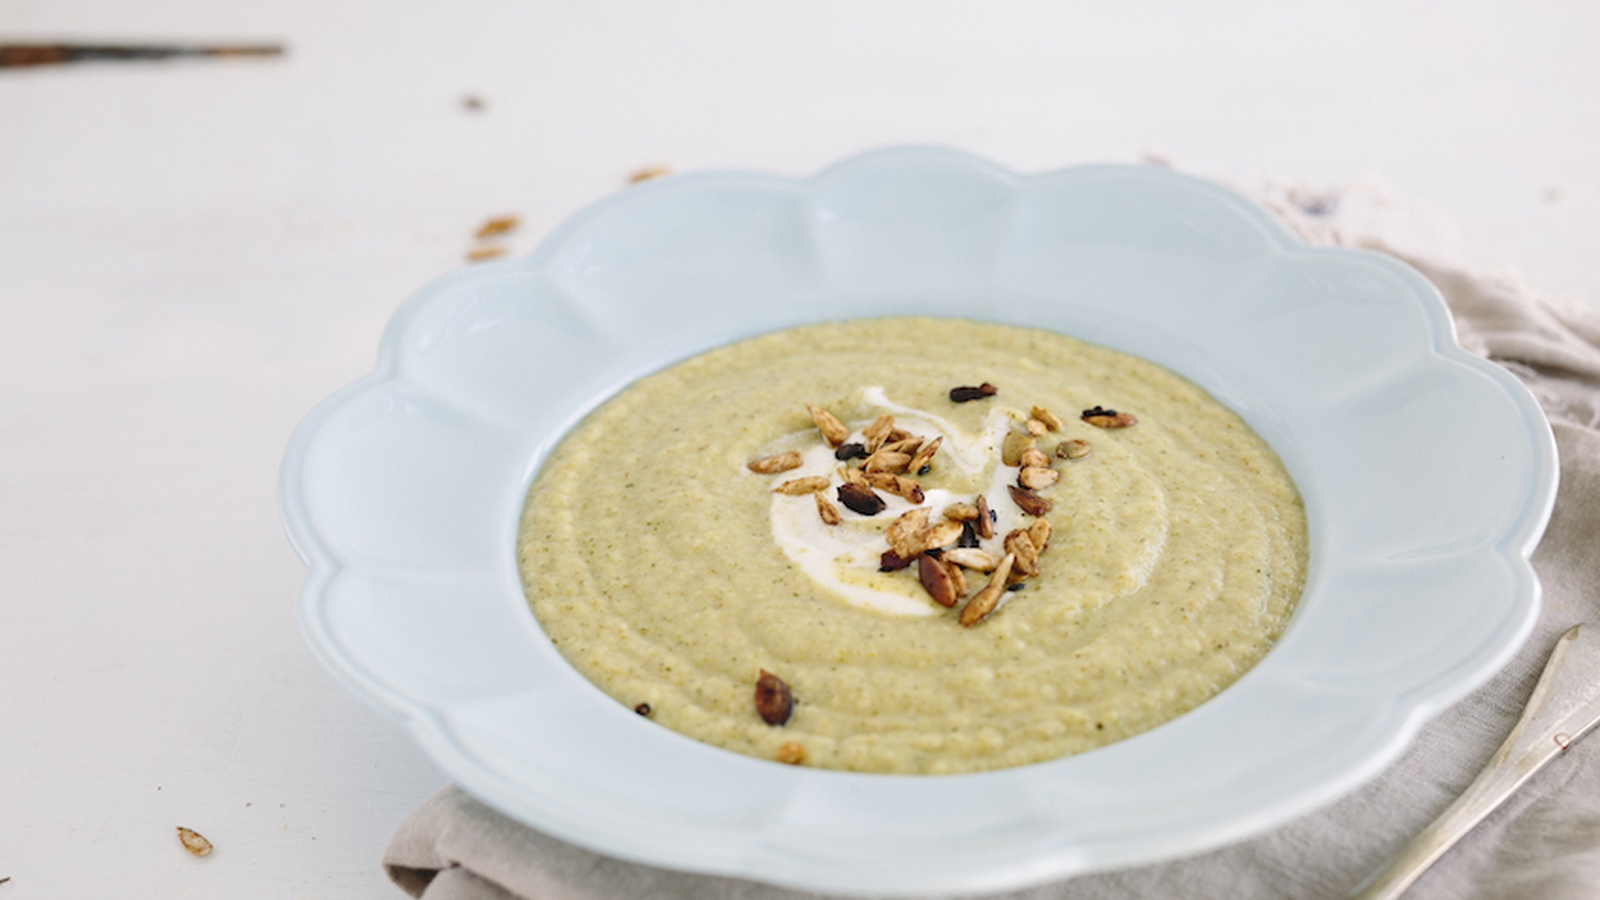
xmin=384 ymin=181 xmax=1600 ymax=900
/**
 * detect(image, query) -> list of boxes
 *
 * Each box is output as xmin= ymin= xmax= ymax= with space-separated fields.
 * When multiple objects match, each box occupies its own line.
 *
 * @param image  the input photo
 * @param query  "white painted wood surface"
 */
xmin=2 ymin=2 xmax=1596 ymax=897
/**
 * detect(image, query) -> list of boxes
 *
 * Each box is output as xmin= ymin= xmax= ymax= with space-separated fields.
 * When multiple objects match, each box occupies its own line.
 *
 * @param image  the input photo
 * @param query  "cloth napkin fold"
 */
xmin=383 ymin=180 xmax=1600 ymax=900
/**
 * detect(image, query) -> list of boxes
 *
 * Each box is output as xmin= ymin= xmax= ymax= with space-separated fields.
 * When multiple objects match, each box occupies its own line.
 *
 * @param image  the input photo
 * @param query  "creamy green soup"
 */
xmin=518 ymin=318 xmax=1307 ymax=774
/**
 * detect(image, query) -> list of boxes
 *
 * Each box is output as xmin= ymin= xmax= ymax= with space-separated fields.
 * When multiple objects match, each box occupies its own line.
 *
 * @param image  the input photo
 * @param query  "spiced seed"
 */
xmin=906 ymin=435 xmax=943 ymax=474
xmin=942 ymin=501 xmax=980 ymax=522
xmin=957 ymin=520 xmax=981 ymax=548
xmin=942 ymin=547 xmax=1000 ymax=571
xmin=814 ymin=492 xmax=842 ymax=526
xmin=776 ymin=741 xmax=807 ymax=765
xmin=773 ymin=475 xmax=830 ymax=495
xmin=1082 ymin=405 xmax=1138 ymax=429
xmin=755 ymin=670 xmax=795 ymax=725
xmin=1004 ymin=529 xmax=1040 ymax=577
xmin=915 ymin=519 xmax=966 ymax=553
xmin=834 ymin=442 xmax=869 ymax=461
xmin=974 ymin=494 xmax=994 ymax=539
xmin=1008 ymin=484 xmax=1053 ymax=516
xmin=1018 ymin=465 xmax=1060 ymax=490
xmin=862 ymin=415 xmax=896 ymax=453
xmin=177 ymin=826 xmax=213 ymax=857
xmin=837 ymin=482 xmax=886 ymax=516
xmin=866 ymin=472 xmax=925 ymax=504
xmin=807 ymin=404 xmax=850 ymax=446
xmin=886 ymin=508 xmax=932 ymax=558
xmin=918 ymin=553 xmax=960 ymax=607
xmin=880 ymin=436 xmax=923 ymax=456
xmin=863 ymin=450 xmax=913 ymax=474
xmin=1030 ymin=405 xmax=1065 ymax=431
xmin=748 ymin=451 xmax=803 ymax=474
xmin=1018 ymin=448 xmax=1051 ymax=469
xmin=960 ymin=553 xmax=1016 ymax=626
xmin=945 ymin=558 xmax=969 ymax=597
xmin=1027 ymin=517 xmax=1052 ymax=553
xmin=879 ymin=549 xmax=915 ymax=571
xmin=949 ymin=383 xmax=999 ymax=402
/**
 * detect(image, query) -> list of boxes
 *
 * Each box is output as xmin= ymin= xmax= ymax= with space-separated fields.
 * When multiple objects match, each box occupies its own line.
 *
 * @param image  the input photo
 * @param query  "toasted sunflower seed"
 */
xmin=942 ymin=501 xmax=980 ymax=522
xmin=1018 ymin=465 xmax=1060 ymax=490
xmin=974 ymin=494 xmax=995 ymax=539
xmin=773 ymin=475 xmax=830 ymax=495
xmin=177 ymin=826 xmax=213 ymax=857
xmin=886 ymin=507 xmax=932 ymax=558
xmin=815 ymin=492 xmax=842 ymax=525
xmin=748 ymin=451 xmax=803 ymax=474
xmin=866 ymin=472 xmax=926 ymax=504
xmin=807 ymin=404 xmax=850 ymax=446
xmin=1004 ymin=529 xmax=1041 ymax=577
xmin=880 ymin=436 xmax=923 ymax=456
xmin=942 ymin=547 xmax=1000 ymax=571
xmin=906 ymin=435 xmax=943 ymax=474
xmin=1027 ymin=517 xmax=1052 ymax=553
xmin=863 ymin=450 xmax=913 ymax=474
xmin=915 ymin=519 xmax=966 ymax=553
xmin=1008 ymin=484 xmax=1053 ymax=516
xmin=862 ymin=415 xmax=896 ymax=453
xmin=755 ymin=670 xmax=795 ymax=725
xmin=1018 ymin=447 xmax=1051 ymax=470
xmin=945 ymin=558 xmax=969 ymax=597
xmin=960 ymin=553 xmax=1016 ymax=626
xmin=1030 ymin=405 xmax=1065 ymax=431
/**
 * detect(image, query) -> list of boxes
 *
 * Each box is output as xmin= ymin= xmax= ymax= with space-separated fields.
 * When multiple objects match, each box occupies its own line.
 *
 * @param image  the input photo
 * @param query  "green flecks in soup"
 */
xmin=517 ymin=318 xmax=1307 ymax=775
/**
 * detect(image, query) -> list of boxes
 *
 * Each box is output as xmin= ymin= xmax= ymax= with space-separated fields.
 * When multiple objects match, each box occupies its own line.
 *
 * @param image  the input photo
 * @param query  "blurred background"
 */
xmin=3 ymin=2 xmax=1597 ymax=897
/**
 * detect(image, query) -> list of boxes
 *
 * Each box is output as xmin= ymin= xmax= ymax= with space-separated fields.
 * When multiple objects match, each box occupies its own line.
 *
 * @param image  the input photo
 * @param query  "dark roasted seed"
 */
xmin=834 ymin=442 xmax=868 ymax=461
xmin=974 ymin=494 xmax=994 ymax=539
xmin=957 ymin=520 xmax=981 ymax=548
xmin=949 ymin=382 xmax=999 ymax=402
xmin=1008 ymin=484 xmax=1053 ymax=516
xmin=755 ymin=670 xmax=795 ymax=725
xmin=837 ymin=482 xmax=887 ymax=516
xmin=879 ymin=549 xmax=914 ymax=571
xmin=918 ymin=553 xmax=960 ymax=607
xmin=634 ymin=702 xmax=652 ymax=716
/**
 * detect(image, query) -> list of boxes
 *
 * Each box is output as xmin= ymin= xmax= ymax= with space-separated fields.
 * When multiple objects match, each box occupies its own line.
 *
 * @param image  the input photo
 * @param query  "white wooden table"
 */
xmin=3 ymin=2 xmax=1596 ymax=897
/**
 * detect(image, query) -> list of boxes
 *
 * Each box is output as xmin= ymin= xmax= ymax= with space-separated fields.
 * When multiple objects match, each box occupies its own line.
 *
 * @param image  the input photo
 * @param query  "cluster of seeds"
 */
xmin=739 ymin=386 xmax=1140 ymax=759
xmin=747 ymin=385 xmax=1140 ymax=630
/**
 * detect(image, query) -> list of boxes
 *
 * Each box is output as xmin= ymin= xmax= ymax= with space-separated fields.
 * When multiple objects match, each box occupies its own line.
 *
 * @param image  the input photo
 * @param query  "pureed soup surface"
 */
xmin=517 ymin=318 xmax=1307 ymax=774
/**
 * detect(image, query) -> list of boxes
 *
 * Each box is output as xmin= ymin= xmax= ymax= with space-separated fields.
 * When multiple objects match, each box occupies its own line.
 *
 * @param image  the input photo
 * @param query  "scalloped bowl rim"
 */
xmin=280 ymin=147 xmax=1558 ymax=896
